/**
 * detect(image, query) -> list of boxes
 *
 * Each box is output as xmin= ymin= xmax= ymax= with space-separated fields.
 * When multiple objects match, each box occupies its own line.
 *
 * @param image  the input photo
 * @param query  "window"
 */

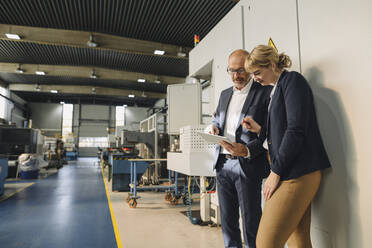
xmin=115 ymin=105 xmax=125 ymax=127
xmin=0 ymin=87 xmax=9 ymax=119
xmin=78 ymin=137 xmax=108 ymax=148
xmin=62 ymin=104 xmax=73 ymax=138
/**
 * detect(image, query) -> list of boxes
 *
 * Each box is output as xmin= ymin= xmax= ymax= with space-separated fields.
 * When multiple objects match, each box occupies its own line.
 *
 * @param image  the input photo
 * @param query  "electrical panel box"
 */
xmin=167 ymin=83 xmax=202 ymax=135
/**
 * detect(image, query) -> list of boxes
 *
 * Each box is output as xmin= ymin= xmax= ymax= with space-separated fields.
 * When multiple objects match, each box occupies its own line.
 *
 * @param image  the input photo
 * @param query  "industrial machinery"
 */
xmin=44 ymin=137 xmax=65 ymax=169
xmin=167 ymin=125 xmax=218 ymax=223
xmin=121 ymin=112 xmax=169 ymax=185
xmin=109 ymin=153 xmax=149 ymax=192
xmin=63 ymin=134 xmax=77 ymax=161
xmin=0 ymin=126 xmax=39 ymax=178
xmin=0 ymin=126 xmax=38 ymax=155
xmin=166 ymin=83 xmax=220 ymax=225
xmin=0 ymin=156 xmax=8 ymax=196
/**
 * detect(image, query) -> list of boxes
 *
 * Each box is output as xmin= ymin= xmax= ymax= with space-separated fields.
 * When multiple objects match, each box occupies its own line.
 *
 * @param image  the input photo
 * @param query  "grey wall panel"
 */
xmin=29 ymin=103 xmax=62 ymax=131
xmin=79 ymin=123 xmax=108 ymax=137
xmin=11 ymin=106 xmax=25 ymax=128
xmin=73 ymin=104 xmax=79 ymax=126
xmin=81 ymin=104 xmax=109 ymax=120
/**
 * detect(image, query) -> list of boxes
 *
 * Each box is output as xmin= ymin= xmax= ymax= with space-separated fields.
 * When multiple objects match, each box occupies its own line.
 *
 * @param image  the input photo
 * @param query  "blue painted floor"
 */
xmin=0 ymin=158 xmax=117 ymax=248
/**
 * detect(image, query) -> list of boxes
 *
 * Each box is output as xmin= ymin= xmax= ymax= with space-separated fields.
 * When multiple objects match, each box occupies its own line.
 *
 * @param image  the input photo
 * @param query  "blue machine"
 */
xmin=66 ymin=151 xmax=78 ymax=161
xmin=109 ymin=153 xmax=148 ymax=191
xmin=0 ymin=157 xmax=8 ymax=196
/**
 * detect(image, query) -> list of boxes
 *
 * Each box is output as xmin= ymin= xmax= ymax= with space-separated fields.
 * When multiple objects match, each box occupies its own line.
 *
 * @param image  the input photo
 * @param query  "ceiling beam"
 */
xmin=0 ymin=62 xmax=185 ymax=84
xmin=8 ymin=84 xmax=166 ymax=99
xmin=0 ymin=24 xmax=191 ymax=59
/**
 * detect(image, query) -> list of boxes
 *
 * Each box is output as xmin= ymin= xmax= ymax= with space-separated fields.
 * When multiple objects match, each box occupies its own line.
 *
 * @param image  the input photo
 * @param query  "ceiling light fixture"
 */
xmin=35 ymin=71 xmax=46 ymax=75
xmin=50 ymin=90 xmax=58 ymax=94
xmin=15 ymin=64 xmax=24 ymax=73
xmin=177 ymin=52 xmax=187 ymax=57
xmin=177 ymin=47 xmax=187 ymax=57
xmin=5 ymin=33 xmax=21 ymax=40
xmin=60 ymin=101 xmax=65 ymax=105
xmin=123 ymin=104 xmax=128 ymax=108
xmin=137 ymin=78 xmax=146 ymax=83
xmin=128 ymin=94 xmax=135 ymax=98
xmin=90 ymin=71 xmax=98 ymax=79
xmin=154 ymin=50 xmax=165 ymax=55
xmin=87 ymin=34 xmax=98 ymax=48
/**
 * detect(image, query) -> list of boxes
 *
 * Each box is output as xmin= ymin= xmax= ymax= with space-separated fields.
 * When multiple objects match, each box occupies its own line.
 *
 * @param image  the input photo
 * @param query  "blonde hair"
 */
xmin=245 ymin=45 xmax=292 ymax=72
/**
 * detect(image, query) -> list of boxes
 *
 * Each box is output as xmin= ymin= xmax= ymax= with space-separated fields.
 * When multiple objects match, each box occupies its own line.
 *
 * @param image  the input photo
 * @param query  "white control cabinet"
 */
xmin=167 ymin=126 xmax=216 ymax=177
xmin=167 ymin=83 xmax=201 ymax=135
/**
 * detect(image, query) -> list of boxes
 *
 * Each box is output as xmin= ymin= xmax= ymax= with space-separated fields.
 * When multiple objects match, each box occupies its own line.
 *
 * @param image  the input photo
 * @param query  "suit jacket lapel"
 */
xmin=267 ymin=70 xmax=287 ymax=137
xmin=220 ymin=87 xmax=233 ymax=133
xmin=236 ymin=82 xmax=257 ymax=130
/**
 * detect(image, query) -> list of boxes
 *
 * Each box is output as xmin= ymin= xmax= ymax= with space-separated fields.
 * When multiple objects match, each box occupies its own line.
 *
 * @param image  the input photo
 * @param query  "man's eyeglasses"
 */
xmin=227 ymin=67 xmax=246 ymax=75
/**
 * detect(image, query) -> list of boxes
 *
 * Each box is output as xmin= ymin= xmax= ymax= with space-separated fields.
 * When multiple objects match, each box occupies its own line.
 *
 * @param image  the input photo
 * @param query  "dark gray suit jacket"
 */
xmin=212 ymin=81 xmax=272 ymax=180
xmin=267 ymin=70 xmax=331 ymax=180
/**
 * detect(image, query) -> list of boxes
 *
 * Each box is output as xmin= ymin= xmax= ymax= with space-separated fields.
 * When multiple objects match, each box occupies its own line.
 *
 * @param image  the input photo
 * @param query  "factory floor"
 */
xmin=0 ymin=157 xmax=225 ymax=248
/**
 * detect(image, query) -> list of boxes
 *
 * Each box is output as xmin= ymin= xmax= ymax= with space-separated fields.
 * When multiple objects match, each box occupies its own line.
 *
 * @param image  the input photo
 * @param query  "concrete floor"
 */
xmin=0 ymin=159 xmax=117 ymax=248
xmin=0 ymin=158 xmax=226 ymax=247
xmin=106 ymin=170 xmax=225 ymax=248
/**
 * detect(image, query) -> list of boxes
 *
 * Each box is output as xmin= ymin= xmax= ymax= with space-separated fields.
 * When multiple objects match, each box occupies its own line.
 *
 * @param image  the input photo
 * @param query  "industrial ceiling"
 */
xmin=0 ymin=0 xmax=238 ymax=107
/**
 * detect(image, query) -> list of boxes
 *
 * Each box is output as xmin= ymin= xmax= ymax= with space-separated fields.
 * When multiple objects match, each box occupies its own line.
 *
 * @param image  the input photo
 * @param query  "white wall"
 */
xmin=189 ymin=0 xmax=372 ymax=246
xmin=189 ymin=2 xmax=245 ymax=113
xmin=0 ymin=86 xmax=12 ymax=122
xmin=298 ymin=0 xmax=372 ymax=247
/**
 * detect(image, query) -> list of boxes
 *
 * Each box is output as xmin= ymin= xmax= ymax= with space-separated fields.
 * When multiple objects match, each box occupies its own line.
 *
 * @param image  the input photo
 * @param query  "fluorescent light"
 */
xmin=87 ymin=34 xmax=98 ymax=47
xmin=35 ymin=71 xmax=46 ymax=75
xmin=15 ymin=67 xmax=24 ymax=73
xmin=5 ymin=33 xmax=21 ymax=40
xmin=128 ymin=94 xmax=135 ymax=98
xmin=154 ymin=80 xmax=161 ymax=84
xmin=137 ymin=78 xmax=146 ymax=83
xmin=50 ymin=90 xmax=58 ymax=94
xmin=123 ymin=104 xmax=127 ymax=107
xmin=60 ymin=102 xmax=65 ymax=104
xmin=154 ymin=50 xmax=165 ymax=55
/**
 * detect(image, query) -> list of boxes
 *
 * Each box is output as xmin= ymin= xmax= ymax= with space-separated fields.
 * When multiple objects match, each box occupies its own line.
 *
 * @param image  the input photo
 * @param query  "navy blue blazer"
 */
xmin=212 ymin=81 xmax=272 ymax=180
xmin=267 ymin=70 xmax=331 ymax=180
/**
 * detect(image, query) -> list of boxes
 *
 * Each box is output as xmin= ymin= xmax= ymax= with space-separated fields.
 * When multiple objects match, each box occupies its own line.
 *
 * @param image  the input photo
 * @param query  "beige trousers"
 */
xmin=256 ymin=170 xmax=322 ymax=248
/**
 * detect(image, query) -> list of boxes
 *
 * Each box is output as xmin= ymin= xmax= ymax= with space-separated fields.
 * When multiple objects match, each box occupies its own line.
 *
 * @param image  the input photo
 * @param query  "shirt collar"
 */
xmin=270 ymin=71 xmax=284 ymax=97
xmin=233 ymin=78 xmax=252 ymax=94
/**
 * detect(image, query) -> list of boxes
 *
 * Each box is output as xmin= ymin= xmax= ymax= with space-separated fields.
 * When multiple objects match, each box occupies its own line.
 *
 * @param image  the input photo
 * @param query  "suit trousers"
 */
xmin=256 ymin=170 xmax=321 ymax=248
xmin=216 ymin=156 xmax=262 ymax=248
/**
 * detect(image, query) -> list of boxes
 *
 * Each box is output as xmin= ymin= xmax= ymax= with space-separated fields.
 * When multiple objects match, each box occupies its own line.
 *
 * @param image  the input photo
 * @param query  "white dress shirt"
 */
xmin=263 ymin=79 xmax=279 ymax=150
xmin=221 ymin=79 xmax=253 ymax=154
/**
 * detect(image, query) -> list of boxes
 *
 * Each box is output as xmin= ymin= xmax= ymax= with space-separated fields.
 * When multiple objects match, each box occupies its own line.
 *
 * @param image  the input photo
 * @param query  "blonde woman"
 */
xmin=242 ymin=45 xmax=331 ymax=247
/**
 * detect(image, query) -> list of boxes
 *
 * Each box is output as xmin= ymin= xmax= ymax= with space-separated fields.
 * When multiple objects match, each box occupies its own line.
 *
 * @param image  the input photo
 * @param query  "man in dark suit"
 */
xmin=209 ymin=49 xmax=272 ymax=248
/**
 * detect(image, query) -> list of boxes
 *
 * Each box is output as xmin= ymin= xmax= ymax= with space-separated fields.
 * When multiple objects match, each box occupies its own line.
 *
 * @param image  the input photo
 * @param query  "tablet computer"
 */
xmin=197 ymin=132 xmax=232 ymax=145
